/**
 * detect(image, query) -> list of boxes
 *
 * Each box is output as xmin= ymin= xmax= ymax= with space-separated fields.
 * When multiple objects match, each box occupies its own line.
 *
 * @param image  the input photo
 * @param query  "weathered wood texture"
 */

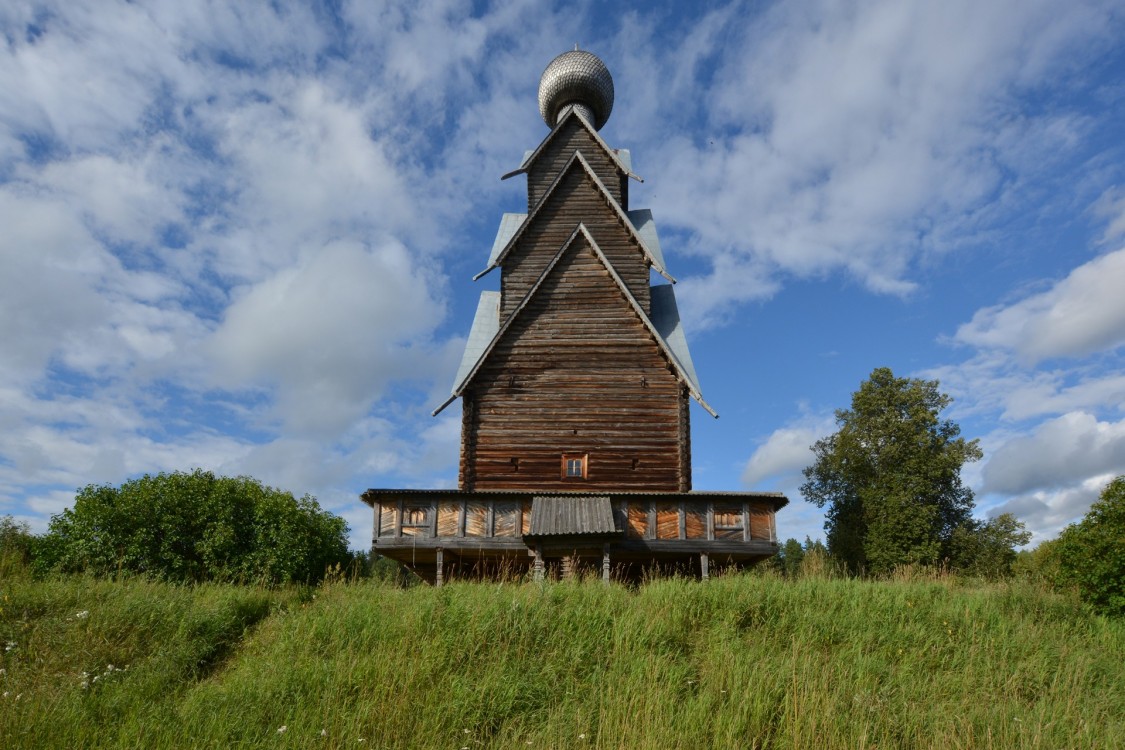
xmin=459 ymin=392 xmax=476 ymax=490
xmin=372 ymin=495 xmax=778 ymax=544
xmin=465 ymin=236 xmax=688 ymax=492
xmin=678 ymin=390 xmax=692 ymax=492
xmin=502 ymin=163 xmax=651 ymax=321
xmin=527 ymin=118 xmax=626 ymax=209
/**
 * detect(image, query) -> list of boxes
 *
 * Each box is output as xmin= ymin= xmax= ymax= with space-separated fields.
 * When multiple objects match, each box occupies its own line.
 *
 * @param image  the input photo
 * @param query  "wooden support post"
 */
xmin=602 ymin=543 xmax=611 ymax=584
xmin=435 ymin=547 xmax=444 ymax=587
xmin=532 ymin=544 xmax=544 ymax=582
xmin=700 ymin=551 xmax=710 ymax=582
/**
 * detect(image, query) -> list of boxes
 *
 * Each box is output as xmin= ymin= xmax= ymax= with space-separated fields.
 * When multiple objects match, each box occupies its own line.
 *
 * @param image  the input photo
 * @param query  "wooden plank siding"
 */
xmin=502 ymin=162 xmax=651 ymax=321
xmin=527 ymin=118 xmax=625 ymax=209
xmin=371 ymin=495 xmax=779 ymax=544
xmin=465 ymin=236 xmax=688 ymax=492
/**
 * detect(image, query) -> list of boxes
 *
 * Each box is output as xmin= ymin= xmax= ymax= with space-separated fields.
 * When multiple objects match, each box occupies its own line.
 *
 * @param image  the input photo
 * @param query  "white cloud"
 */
xmin=208 ymin=239 xmax=447 ymax=434
xmin=986 ymin=472 xmax=1116 ymax=543
xmin=924 ymin=353 xmax=1125 ymax=423
xmin=955 ymin=248 xmax=1125 ymax=362
xmin=982 ymin=412 xmax=1125 ymax=495
xmin=1094 ymin=187 xmax=1125 ymax=243
xmin=742 ymin=416 xmax=834 ymax=488
xmin=621 ymin=0 xmax=1118 ymax=325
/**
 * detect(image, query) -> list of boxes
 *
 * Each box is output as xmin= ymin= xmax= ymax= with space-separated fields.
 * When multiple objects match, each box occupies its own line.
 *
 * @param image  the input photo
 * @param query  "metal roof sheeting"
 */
xmin=529 ymin=495 xmax=619 ymax=536
xmin=488 ymin=213 xmax=526 ymax=267
xmin=626 ymin=209 xmax=666 ymax=271
xmin=450 ymin=291 xmax=500 ymax=395
xmin=650 ymin=284 xmax=702 ymax=395
xmin=614 ymin=149 xmax=632 ymax=173
xmin=360 ymin=488 xmax=790 ymax=510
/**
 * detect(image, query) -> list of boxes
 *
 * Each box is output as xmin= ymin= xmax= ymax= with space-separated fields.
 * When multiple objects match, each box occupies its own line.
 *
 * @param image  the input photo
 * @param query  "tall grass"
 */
xmin=1 ymin=566 xmax=1121 ymax=749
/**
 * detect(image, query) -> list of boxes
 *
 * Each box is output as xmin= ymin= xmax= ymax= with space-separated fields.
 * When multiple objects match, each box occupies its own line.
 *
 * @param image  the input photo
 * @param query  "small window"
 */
xmin=561 ymin=454 xmax=587 ymax=479
xmin=714 ymin=502 xmax=744 ymax=540
xmin=401 ymin=505 xmax=431 ymax=536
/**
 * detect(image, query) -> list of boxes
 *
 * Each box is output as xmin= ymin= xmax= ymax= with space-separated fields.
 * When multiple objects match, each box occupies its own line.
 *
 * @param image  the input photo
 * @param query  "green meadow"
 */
xmin=1 ymin=569 xmax=1122 ymax=749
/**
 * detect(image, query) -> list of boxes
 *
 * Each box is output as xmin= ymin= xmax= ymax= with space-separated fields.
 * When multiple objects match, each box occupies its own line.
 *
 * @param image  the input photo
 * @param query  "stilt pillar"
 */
xmin=532 ymin=543 xmax=545 ymax=582
xmin=435 ymin=547 xmax=444 ymax=587
xmin=602 ymin=543 xmax=611 ymax=584
xmin=700 ymin=551 xmax=709 ymax=582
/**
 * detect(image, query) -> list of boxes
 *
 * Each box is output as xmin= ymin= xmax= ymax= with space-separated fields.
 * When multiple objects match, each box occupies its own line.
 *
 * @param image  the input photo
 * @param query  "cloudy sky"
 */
xmin=2 ymin=0 xmax=1124 ymax=549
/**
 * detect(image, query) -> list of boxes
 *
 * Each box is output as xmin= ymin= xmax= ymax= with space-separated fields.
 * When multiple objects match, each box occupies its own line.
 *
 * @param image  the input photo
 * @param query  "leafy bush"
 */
xmin=1054 ymin=475 xmax=1125 ymax=617
xmin=41 ymin=470 xmax=350 ymax=584
xmin=1 ymin=515 xmax=37 ymax=576
xmin=948 ymin=513 xmax=1031 ymax=578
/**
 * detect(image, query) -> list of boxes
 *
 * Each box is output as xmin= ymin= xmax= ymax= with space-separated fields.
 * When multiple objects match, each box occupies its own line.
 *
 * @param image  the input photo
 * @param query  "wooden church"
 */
xmin=361 ymin=50 xmax=787 ymax=583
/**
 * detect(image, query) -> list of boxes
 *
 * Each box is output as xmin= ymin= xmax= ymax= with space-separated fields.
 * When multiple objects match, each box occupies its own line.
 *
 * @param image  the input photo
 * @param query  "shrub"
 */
xmin=41 ymin=470 xmax=350 ymax=584
xmin=0 ymin=515 xmax=37 ymax=575
xmin=948 ymin=513 xmax=1031 ymax=578
xmin=1054 ymin=475 xmax=1125 ymax=617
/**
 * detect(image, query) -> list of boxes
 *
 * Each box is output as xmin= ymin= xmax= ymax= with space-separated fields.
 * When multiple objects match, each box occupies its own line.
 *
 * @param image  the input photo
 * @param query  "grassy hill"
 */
xmin=1 ymin=569 xmax=1122 ymax=749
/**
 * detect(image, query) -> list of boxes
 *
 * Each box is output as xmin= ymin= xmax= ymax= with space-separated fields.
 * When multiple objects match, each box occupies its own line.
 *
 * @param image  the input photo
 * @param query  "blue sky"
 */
xmin=2 ymin=0 xmax=1124 ymax=550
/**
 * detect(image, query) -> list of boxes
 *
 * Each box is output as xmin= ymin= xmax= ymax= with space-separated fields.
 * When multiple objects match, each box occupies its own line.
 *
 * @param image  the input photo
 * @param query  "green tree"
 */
xmin=764 ymin=538 xmax=806 ymax=577
xmin=800 ymin=367 xmax=982 ymax=574
xmin=778 ymin=538 xmax=806 ymax=577
xmin=1 ymin=515 xmax=36 ymax=575
xmin=1054 ymin=475 xmax=1125 ymax=617
xmin=948 ymin=513 xmax=1032 ymax=577
xmin=42 ymin=470 xmax=350 ymax=584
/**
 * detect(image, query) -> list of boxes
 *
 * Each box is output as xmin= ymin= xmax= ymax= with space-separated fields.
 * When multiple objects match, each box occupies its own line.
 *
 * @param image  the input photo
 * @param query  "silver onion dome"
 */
xmin=537 ymin=49 xmax=614 ymax=130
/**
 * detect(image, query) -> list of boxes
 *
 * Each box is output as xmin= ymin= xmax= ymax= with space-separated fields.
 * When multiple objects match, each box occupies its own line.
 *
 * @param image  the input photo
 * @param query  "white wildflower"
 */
xmin=75 ymin=610 xmax=89 ymax=619
xmin=579 ymin=734 xmax=586 ymax=740
xmin=277 ymin=726 xmax=287 ymax=734
xmin=320 ymin=729 xmax=327 ymax=737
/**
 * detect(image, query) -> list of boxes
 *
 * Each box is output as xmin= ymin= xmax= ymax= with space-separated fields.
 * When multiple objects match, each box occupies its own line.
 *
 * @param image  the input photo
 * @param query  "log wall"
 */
xmin=502 ymin=164 xmax=651 ymax=321
xmin=527 ymin=119 xmax=625 ymax=209
xmin=466 ymin=236 xmax=687 ymax=492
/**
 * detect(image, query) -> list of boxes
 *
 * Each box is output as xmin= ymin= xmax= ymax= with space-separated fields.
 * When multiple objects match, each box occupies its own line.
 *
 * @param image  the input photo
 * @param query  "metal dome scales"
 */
xmin=538 ymin=50 xmax=614 ymax=130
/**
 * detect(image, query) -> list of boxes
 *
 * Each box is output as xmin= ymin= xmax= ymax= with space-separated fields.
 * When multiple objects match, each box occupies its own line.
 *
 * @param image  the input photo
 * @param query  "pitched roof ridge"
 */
xmin=500 ymin=107 xmax=642 ymax=183
xmin=474 ymin=150 xmax=673 ymax=282
xmin=447 ymin=224 xmax=715 ymax=417
xmin=446 ymin=224 xmax=590 ymax=408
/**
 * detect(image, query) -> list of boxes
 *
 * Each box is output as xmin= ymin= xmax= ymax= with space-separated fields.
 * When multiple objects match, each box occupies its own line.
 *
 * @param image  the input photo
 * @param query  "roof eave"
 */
xmin=502 ymin=108 xmax=640 ymax=182
xmin=492 ymin=151 xmax=670 ymax=278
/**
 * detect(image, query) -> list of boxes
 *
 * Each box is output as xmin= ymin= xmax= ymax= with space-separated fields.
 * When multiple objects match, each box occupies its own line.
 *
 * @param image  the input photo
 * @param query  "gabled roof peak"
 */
xmin=436 ymin=224 xmax=715 ymax=418
xmin=501 ymin=107 xmax=642 ymax=184
xmin=478 ymin=150 xmax=671 ymax=283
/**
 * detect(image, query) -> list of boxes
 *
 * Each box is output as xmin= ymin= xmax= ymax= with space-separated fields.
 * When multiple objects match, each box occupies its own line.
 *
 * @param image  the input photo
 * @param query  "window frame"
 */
xmin=560 ymin=453 xmax=588 ymax=479
xmin=401 ymin=504 xmax=432 ymax=535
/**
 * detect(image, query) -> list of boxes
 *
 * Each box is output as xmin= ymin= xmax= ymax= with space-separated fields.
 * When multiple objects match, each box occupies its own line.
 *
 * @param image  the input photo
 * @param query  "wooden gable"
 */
xmin=460 ymin=228 xmax=691 ymax=492
xmin=504 ymin=109 xmax=633 ymax=210
xmin=498 ymin=152 xmax=662 ymax=321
